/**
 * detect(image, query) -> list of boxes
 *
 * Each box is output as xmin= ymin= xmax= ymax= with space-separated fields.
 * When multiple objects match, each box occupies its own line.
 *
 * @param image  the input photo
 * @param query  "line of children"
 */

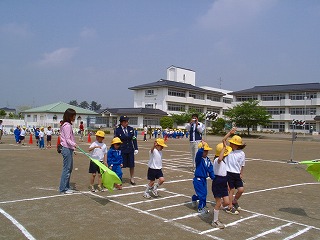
xmin=107 ymin=137 xmax=123 ymax=190
xmin=191 ymin=141 xmax=215 ymax=214
xmin=88 ymin=130 xmax=107 ymax=192
xmin=143 ymin=138 xmax=167 ymax=198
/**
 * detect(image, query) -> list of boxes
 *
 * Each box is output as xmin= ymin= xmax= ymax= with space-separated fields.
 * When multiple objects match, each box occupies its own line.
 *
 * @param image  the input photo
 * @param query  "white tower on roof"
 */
xmin=167 ymin=65 xmax=196 ymax=86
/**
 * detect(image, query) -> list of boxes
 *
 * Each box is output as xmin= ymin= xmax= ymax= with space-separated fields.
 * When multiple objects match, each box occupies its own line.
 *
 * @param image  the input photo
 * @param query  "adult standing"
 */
xmin=59 ymin=108 xmax=77 ymax=194
xmin=0 ymin=120 xmax=3 ymax=143
xmin=185 ymin=113 xmax=205 ymax=170
xmin=115 ymin=116 xmax=138 ymax=185
xmin=143 ymin=125 xmax=148 ymax=141
xmin=79 ymin=121 xmax=84 ymax=142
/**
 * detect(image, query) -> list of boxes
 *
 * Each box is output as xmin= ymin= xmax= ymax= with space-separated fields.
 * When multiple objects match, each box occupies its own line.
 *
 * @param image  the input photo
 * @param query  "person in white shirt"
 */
xmin=143 ymin=138 xmax=167 ymax=199
xmin=46 ymin=126 xmax=53 ymax=148
xmin=19 ymin=126 xmax=26 ymax=145
xmin=225 ymin=129 xmax=246 ymax=212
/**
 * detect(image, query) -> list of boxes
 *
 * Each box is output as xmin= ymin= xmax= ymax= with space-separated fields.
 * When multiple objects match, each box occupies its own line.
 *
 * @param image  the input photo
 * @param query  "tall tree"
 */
xmin=69 ymin=100 xmax=78 ymax=106
xmin=79 ymin=101 xmax=89 ymax=109
xmin=90 ymin=101 xmax=101 ymax=111
xmin=224 ymin=100 xmax=271 ymax=135
xmin=0 ymin=109 xmax=6 ymax=118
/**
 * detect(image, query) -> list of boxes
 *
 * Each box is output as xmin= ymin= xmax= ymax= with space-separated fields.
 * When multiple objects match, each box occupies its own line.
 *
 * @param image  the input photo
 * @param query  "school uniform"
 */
xmin=226 ymin=150 xmax=245 ymax=189
xmin=212 ymin=157 xmax=228 ymax=198
xmin=107 ymin=146 xmax=123 ymax=180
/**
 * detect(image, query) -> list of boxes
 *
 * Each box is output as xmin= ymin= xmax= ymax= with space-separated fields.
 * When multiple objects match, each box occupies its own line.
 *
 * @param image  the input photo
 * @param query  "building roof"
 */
xmin=167 ymin=65 xmax=195 ymax=72
xmin=0 ymin=107 xmax=16 ymax=111
xmin=230 ymin=83 xmax=320 ymax=95
xmin=100 ymin=108 xmax=168 ymax=116
xmin=129 ymin=79 xmax=224 ymax=95
xmin=22 ymin=102 xmax=98 ymax=115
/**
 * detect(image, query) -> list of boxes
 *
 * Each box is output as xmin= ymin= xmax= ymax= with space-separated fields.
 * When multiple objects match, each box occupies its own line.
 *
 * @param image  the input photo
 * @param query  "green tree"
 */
xmin=210 ymin=117 xmax=226 ymax=135
xmin=79 ymin=101 xmax=89 ymax=109
xmin=224 ymin=100 xmax=271 ymax=135
xmin=0 ymin=109 xmax=6 ymax=118
xmin=69 ymin=100 xmax=78 ymax=106
xmin=160 ymin=116 xmax=174 ymax=129
xmin=90 ymin=101 xmax=101 ymax=111
xmin=171 ymin=109 xmax=206 ymax=126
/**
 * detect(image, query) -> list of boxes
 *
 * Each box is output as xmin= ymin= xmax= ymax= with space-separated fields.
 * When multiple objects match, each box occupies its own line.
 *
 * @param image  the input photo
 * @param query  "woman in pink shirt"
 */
xmin=59 ymin=108 xmax=77 ymax=194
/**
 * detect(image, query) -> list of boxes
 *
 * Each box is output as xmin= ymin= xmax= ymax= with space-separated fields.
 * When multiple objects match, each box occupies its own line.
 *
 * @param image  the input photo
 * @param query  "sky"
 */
xmin=1 ymin=0 xmax=320 ymax=110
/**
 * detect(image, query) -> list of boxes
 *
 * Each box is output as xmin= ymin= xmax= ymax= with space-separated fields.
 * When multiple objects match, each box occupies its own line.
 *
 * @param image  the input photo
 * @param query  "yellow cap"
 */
xmin=156 ymin=138 xmax=167 ymax=147
xmin=228 ymin=135 xmax=244 ymax=146
xmin=198 ymin=142 xmax=212 ymax=151
xmin=111 ymin=137 xmax=122 ymax=145
xmin=95 ymin=130 xmax=105 ymax=138
xmin=215 ymin=143 xmax=232 ymax=156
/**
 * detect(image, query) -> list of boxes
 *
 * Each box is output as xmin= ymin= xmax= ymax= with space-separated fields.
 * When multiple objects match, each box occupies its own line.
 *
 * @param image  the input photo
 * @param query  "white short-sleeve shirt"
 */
xmin=89 ymin=141 xmax=107 ymax=162
xmin=148 ymin=148 xmax=163 ymax=169
xmin=225 ymin=150 xmax=245 ymax=174
xmin=213 ymin=157 xmax=227 ymax=176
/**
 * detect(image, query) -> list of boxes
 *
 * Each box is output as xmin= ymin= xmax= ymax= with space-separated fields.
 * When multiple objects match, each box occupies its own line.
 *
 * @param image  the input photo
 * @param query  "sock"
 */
xmin=213 ymin=209 xmax=219 ymax=222
xmin=153 ymin=183 xmax=159 ymax=190
xmin=145 ymin=184 xmax=152 ymax=193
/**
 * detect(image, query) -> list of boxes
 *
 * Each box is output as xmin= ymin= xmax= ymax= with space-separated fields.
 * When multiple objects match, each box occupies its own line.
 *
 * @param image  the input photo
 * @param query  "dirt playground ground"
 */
xmin=0 ymin=133 xmax=319 ymax=240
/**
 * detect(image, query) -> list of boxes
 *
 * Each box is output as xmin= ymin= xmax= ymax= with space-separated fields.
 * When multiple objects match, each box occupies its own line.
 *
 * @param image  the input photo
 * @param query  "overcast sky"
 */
xmin=1 ymin=0 xmax=320 ymax=109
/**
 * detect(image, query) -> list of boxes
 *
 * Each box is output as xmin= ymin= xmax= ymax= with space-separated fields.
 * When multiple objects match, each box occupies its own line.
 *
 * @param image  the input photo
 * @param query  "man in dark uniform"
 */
xmin=115 ymin=116 xmax=138 ymax=185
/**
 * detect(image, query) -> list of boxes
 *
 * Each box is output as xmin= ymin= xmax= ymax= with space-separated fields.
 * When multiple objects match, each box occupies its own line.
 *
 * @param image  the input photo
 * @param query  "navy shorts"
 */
xmin=212 ymin=175 xmax=229 ymax=198
xmin=147 ymin=168 xmax=163 ymax=181
xmin=122 ymin=152 xmax=135 ymax=168
xmin=19 ymin=136 xmax=25 ymax=141
xmin=89 ymin=161 xmax=103 ymax=174
xmin=227 ymin=172 xmax=243 ymax=189
xmin=47 ymin=135 xmax=52 ymax=141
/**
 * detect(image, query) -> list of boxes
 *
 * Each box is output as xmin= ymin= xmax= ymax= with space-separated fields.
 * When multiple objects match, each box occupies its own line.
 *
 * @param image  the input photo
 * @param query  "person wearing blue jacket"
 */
xmin=191 ymin=141 xmax=215 ymax=214
xmin=33 ymin=126 xmax=40 ymax=146
xmin=107 ymin=137 xmax=124 ymax=190
xmin=14 ymin=125 xmax=21 ymax=143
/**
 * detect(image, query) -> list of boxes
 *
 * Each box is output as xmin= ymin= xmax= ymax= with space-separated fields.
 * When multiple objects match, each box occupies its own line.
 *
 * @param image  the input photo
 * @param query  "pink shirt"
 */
xmin=60 ymin=122 xmax=76 ymax=149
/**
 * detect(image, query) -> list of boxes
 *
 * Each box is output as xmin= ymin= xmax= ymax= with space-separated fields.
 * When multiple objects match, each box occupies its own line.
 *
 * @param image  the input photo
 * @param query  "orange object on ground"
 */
xmin=88 ymin=133 xmax=91 ymax=143
xmin=29 ymin=134 xmax=33 ymax=144
xmin=57 ymin=135 xmax=61 ymax=146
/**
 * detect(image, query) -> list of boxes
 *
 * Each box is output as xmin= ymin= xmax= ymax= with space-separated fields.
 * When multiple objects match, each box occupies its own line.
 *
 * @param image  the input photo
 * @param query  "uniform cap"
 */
xmin=215 ymin=143 xmax=232 ymax=156
xmin=228 ymin=135 xmax=244 ymax=146
xmin=95 ymin=130 xmax=105 ymax=138
xmin=156 ymin=138 xmax=167 ymax=147
xmin=119 ymin=116 xmax=129 ymax=122
xmin=111 ymin=137 xmax=122 ymax=145
xmin=198 ymin=142 xmax=212 ymax=151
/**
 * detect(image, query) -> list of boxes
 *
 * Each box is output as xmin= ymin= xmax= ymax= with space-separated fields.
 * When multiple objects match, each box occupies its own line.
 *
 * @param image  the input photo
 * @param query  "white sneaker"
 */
xmin=212 ymin=220 xmax=225 ymax=229
xmin=64 ymin=189 xmax=74 ymax=194
xmin=198 ymin=207 xmax=209 ymax=214
xmin=143 ymin=192 xmax=151 ymax=199
xmin=151 ymin=185 xmax=158 ymax=197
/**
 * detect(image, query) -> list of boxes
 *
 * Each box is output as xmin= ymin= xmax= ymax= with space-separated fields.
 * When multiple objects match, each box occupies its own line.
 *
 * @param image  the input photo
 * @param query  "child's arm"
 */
xmin=103 ymin=153 xmax=107 ymax=166
xmin=222 ymin=127 xmax=237 ymax=142
xmin=150 ymin=140 xmax=157 ymax=153
xmin=88 ymin=145 xmax=101 ymax=152
xmin=218 ymin=140 xmax=227 ymax=163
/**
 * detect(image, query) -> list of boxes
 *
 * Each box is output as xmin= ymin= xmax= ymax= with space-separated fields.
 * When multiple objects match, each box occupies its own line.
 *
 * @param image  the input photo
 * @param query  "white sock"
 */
xmin=213 ymin=209 xmax=219 ymax=222
xmin=153 ymin=183 xmax=159 ymax=190
xmin=145 ymin=185 xmax=152 ymax=193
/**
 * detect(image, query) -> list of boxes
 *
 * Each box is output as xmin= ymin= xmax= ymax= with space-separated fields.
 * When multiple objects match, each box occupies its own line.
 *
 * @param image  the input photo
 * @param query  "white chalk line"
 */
xmin=283 ymin=226 xmax=313 ymax=240
xmin=0 ymin=208 xmax=36 ymax=240
xmin=245 ymin=222 xmax=293 ymax=240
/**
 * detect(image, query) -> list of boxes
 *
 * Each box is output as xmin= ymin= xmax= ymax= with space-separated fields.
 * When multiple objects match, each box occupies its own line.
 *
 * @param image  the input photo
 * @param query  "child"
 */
xmin=33 ymin=126 xmax=40 ymax=146
xmin=107 ymin=137 xmax=124 ymax=190
xmin=88 ymin=130 xmax=107 ymax=192
xmin=46 ymin=126 xmax=53 ymax=148
xmin=39 ymin=127 xmax=45 ymax=149
xmin=211 ymin=130 xmax=239 ymax=229
xmin=225 ymin=129 xmax=246 ymax=213
xmin=143 ymin=138 xmax=167 ymax=198
xmin=19 ymin=126 xmax=26 ymax=145
xmin=79 ymin=121 xmax=84 ymax=142
xmin=191 ymin=141 xmax=215 ymax=214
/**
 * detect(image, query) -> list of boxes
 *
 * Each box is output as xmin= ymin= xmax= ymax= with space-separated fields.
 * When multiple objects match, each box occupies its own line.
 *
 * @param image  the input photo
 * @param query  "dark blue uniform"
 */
xmin=115 ymin=125 xmax=138 ymax=168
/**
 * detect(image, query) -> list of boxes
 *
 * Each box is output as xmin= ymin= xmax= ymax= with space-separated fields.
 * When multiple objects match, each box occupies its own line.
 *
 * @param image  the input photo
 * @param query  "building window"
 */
xmin=261 ymin=94 xmax=285 ymax=101
xmin=289 ymin=92 xmax=317 ymax=100
xmin=235 ymin=95 xmax=258 ymax=101
xmin=53 ymin=115 xmax=57 ymax=121
xmin=168 ymin=103 xmax=185 ymax=112
xmin=145 ymin=89 xmax=154 ymax=96
xmin=207 ymin=107 xmax=220 ymax=114
xmin=263 ymin=122 xmax=285 ymax=132
xmin=266 ymin=108 xmax=285 ymax=115
xmin=189 ymin=105 xmax=204 ymax=113
xmin=168 ymin=89 xmax=186 ymax=97
xmin=189 ymin=92 xmax=204 ymax=100
xmin=128 ymin=117 xmax=138 ymax=125
xmin=289 ymin=107 xmax=316 ymax=115
xmin=145 ymin=104 xmax=153 ymax=109
xmin=223 ymin=98 xmax=232 ymax=104
xmin=207 ymin=95 xmax=220 ymax=102
xmin=143 ymin=117 xmax=159 ymax=126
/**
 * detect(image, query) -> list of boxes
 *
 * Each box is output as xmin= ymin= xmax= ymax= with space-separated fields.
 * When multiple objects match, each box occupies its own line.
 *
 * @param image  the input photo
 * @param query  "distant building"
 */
xmin=129 ymin=66 xmax=232 ymax=117
xmin=0 ymin=107 xmax=16 ymax=118
xmin=231 ymin=83 xmax=320 ymax=133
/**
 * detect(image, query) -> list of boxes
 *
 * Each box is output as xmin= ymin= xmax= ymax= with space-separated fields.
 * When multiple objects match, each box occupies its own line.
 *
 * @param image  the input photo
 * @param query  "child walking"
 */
xmin=225 ymin=129 xmax=246 ymax=213
xmin=143 ymin=138 xmax=167 ymax=199
xmin=107 ymin=137 xmax=123 ymax=190
xmin=39 ymin=127 xmax=45 ymax=149
xmin=191 ymin=141 xmax=215 ymax=214
xmin=88 ymin=130 xmax=107 ymax=192
xmin=211 ymin=129 xmax=239 ymax=229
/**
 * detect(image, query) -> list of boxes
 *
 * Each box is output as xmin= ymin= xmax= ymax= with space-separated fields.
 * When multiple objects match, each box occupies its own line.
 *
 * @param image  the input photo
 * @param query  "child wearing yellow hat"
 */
xmin=143 ymin=138 xmax=167 ymax=198
xmin=191 ymin=141 xmax=215 ymax=214
xmin=211 ymin=129 xmax=239 ymax=229
xmin=224 ymin=127 xmax=246 ymax=213
xmin=88 ymin=130 xmax=107 ymax=192
xmin=107 ymin=137 xmax=124 ymax=190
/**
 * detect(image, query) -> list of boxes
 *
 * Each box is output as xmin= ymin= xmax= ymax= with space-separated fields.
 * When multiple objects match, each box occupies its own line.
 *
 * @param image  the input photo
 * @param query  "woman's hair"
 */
xmin=62 ymin=108 xmax=76 ymax=124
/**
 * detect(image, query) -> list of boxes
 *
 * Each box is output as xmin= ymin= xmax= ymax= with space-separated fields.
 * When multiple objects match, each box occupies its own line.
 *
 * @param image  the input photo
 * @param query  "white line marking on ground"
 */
xmin=128 ymin=194 xmax=183 ymax=206
xmin=282 ymin=226 xmax=313 ymax=240
xmin=146 ymin=202 xmax=188 ymax=212
xmin=0 ymin=208 xmax=36 ymax=240
xmin=246 ymin=222 xmax=293 ymax=240
xmin=0 ymin=193 xmax=81 ymax=204
xmin=164 ymin=212 xmax=200 ymax=222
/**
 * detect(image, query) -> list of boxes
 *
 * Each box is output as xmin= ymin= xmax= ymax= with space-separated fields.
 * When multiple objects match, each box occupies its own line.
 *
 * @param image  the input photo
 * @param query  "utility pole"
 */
xmin=219 ymin=77 xmax=222 ymax=89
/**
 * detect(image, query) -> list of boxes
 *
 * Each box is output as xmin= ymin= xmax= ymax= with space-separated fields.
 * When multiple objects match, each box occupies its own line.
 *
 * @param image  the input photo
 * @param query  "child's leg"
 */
xmin=90 ymin=173 xmax=96 ymax=191
xmin=213 ymin=197 xmax=222 ymax=222
xmin=233 ymin=186 xmax=244 ymax=203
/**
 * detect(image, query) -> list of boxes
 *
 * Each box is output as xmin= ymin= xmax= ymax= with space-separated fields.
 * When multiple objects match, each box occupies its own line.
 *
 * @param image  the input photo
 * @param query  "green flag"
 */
xmin=77 ymin=146 xmax=122 ymax=192
xmin=300 ymin=160 xmax=320 ymax=182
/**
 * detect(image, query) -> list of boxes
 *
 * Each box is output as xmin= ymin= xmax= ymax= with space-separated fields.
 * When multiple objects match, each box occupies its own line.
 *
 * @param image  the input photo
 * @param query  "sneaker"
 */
xmin=191 ymin=201 xmax=197 ymax=208
xmin=64 ymin=189 xmax=74 ymax=194
xmin=212 ymin=220 xmax=225 ymax=229
xmin=233 ymin=202 xmax=241 ymax=211
xmin=97 ymin=185 xmax=104 ymax=192
xmin=90 ymin=186 xmax=95 ymax=192
xmin=143 ymin=192 xmax=151 ymax=199
xmin=198 ymin=208 xmax=209 ymax=214
xmin=225 ymin=206 xmax=239 ymax=215
xmin=151 ymin=187 xmax=158 ymax=197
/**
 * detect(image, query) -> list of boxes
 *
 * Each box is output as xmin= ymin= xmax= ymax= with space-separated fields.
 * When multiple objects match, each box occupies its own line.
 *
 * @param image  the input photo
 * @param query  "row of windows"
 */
xmin=289 ymin=92 xmax=317 ymax=100
xmin=235 ymin=96 xmax=258 ymax=101
xmin=261 ymin=94 xmax=285 ymax=101
xmin=167 ymin=104 xmax=186 ymax=112
xmin=189 ymin=92 xmax=205 ymax=100
xmin=189 ymin=105 xmax=204 ymax=113
xmin=207 ymin=95 xmax=221 ymax=102
xmin=168 ymin=89 xmax=186 ymax=97
xmin=289 ymin=107 xmax=316 ymax=115
xmin=266 ymin=108 xmax=285 ymax=115
xmin=237 ymin=93 xmax=318 ymax=102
